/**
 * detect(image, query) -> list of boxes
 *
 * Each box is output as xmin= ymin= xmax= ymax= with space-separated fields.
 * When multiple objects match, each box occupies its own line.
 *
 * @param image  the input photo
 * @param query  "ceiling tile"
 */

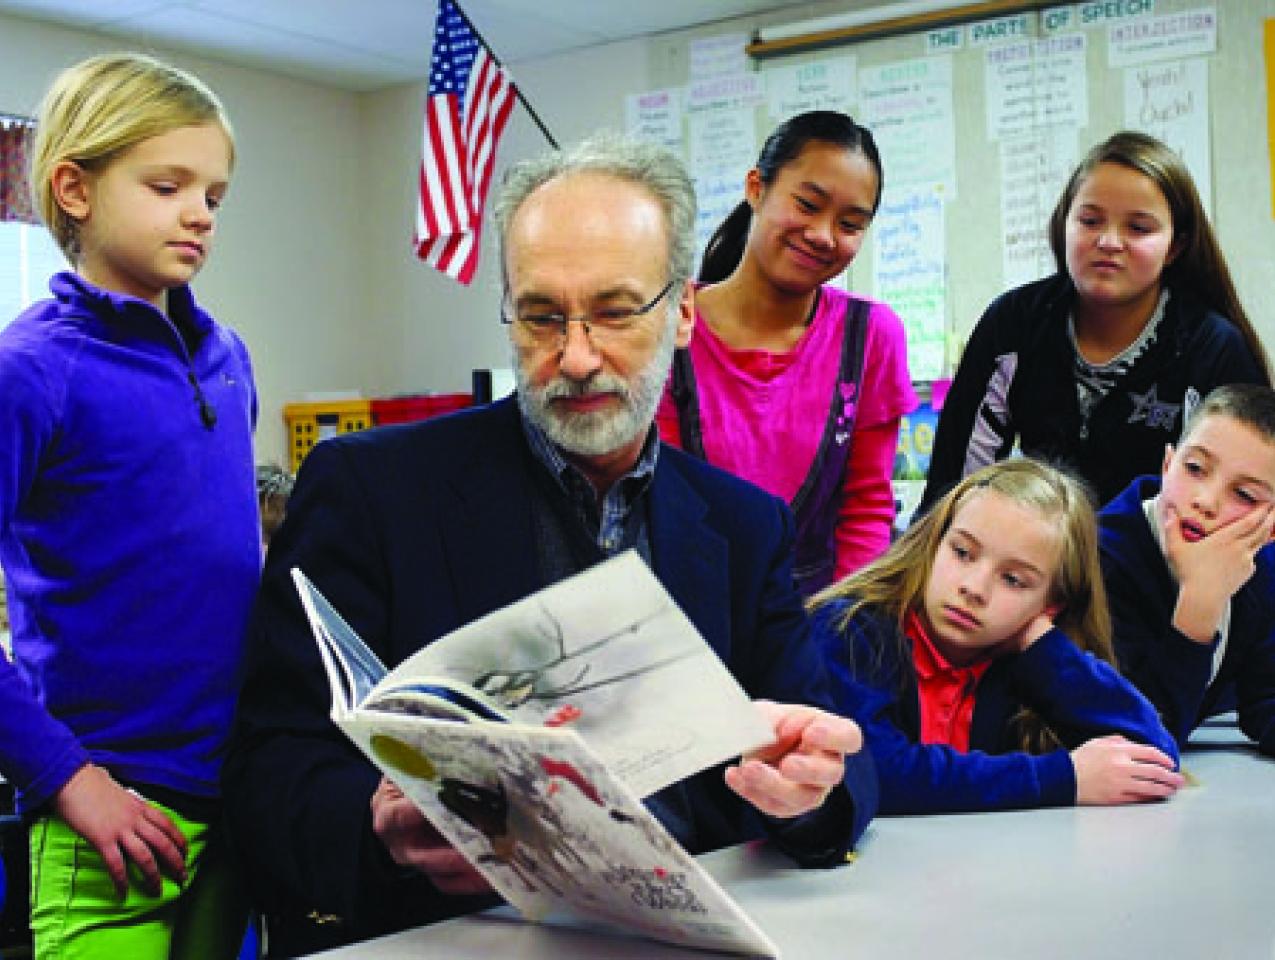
xmin=118 ymin=6 xmax=417 ymax=89
xmin=189 ymin=0 xmax=428 ymax=65
xmin=0 ymin=0 xmax=911 ymax=91
xmin=0 ymin=0 xmax=169 ymax=23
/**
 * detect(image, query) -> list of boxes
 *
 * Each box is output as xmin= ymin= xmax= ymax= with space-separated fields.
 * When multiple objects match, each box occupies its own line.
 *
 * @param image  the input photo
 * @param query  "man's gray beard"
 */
xmin=514 ymin=315 xmax=678 ymax=458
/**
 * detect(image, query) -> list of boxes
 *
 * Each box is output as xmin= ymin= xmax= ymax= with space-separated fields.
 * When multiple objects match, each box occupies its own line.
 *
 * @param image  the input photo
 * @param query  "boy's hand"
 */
xmin=723 ymin=701 xmax=862 ymax=819
xmin=370 ymin=777 xmax=492 ymax=895
xmin=1071 ymin=735 xmax=1184 ymax=804
xmin=1165 ymin=503 xmax=1275 ymax=641
xmin=52 ymin=763 xmax=188 ymax=896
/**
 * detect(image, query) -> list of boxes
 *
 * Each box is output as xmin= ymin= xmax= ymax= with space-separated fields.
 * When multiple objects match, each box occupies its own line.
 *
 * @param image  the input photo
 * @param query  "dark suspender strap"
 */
xmin=789 ymin=295 xmax=871 ymax=516
xmin=845 ymin=295 xmax=870 ymax=391
xmin=670 ymin=346 xmax=707 ymax=460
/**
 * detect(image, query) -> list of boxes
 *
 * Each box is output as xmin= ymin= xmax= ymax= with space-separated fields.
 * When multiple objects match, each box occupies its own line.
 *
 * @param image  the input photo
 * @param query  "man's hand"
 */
xmin=52 ymin=763 xmax=188 ymax=896
xmin=1166 ymin=502 xmax=1275 ymax=641
xmin=723 ymin=701 xmax=862 ymax=819
xmin=370 ymin=777 xmax=492 ymax=895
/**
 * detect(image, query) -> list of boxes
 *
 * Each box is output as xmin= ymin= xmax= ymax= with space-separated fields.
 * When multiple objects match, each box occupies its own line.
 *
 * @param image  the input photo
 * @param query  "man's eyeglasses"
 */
xmin=501 ymin=280 xmax=676 ymax=345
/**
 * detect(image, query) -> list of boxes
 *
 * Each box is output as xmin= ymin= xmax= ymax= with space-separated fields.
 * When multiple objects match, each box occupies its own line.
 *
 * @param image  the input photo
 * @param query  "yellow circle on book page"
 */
xmin=370 ymin=734 xmax=438 ymax=781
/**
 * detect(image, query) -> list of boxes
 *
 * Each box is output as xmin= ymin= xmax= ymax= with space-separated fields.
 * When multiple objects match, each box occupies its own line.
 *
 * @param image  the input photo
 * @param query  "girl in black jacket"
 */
xmin=922 ymin=131 xmax=1270 ymax=514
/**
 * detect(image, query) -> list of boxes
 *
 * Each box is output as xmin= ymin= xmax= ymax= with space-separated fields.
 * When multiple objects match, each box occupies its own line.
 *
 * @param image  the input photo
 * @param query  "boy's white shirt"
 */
xmin=1143 ymin=493 xmax=1230 ymax=684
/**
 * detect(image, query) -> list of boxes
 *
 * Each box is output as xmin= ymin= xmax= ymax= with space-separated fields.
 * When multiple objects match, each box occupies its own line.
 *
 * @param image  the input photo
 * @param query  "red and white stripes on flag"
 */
xmin=414 ymin=0 xmax=516 ymax=285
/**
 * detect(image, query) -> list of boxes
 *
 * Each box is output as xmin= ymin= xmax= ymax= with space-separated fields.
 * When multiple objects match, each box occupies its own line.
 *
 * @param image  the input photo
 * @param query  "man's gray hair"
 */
xmin=493 ymin=131 xmax=697 ymax=289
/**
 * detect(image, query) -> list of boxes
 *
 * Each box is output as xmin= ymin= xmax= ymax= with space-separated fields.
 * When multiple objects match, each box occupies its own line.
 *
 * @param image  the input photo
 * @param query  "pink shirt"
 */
xmin=657 ymin=285 xmax=917 ymax=576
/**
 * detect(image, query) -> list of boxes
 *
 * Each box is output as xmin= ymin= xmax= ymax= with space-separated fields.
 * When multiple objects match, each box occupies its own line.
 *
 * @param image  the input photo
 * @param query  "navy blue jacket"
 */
xmin=1099 ymin=475 xmax=1275 ymax=755
xmin=810 ymin=600 xmax=1178 ymax=814
xmin=224 ymin=397 xmax=877 ymax=950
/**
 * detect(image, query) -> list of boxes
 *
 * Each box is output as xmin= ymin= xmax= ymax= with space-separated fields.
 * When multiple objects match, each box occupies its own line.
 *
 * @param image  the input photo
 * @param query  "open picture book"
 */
xmin=294 ymin=550 xmax=781 ymax=957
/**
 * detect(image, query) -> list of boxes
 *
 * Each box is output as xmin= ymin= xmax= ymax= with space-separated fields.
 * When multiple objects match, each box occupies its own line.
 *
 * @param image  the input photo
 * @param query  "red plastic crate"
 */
xmin=370 ymin=393 xmax=472 ymax=426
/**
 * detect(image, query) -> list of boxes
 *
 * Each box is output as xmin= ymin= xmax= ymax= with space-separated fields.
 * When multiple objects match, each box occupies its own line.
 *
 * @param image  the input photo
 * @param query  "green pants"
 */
xmin=29 ymin=800 xmax=249 ymax=960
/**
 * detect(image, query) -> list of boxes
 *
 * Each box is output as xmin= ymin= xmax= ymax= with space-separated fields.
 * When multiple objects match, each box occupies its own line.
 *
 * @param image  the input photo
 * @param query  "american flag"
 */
xmin=414 ymin=0 xmax=516 ymax=285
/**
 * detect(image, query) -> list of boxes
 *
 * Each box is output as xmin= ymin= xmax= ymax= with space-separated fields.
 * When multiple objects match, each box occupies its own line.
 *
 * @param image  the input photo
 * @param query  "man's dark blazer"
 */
xmin=223 ymin=397 xmax=877 ymax=952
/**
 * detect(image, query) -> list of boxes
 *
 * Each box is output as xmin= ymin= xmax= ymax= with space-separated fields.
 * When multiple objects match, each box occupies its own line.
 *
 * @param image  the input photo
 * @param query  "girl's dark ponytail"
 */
xmin=698 ymin=201 xmax=753 ymax=283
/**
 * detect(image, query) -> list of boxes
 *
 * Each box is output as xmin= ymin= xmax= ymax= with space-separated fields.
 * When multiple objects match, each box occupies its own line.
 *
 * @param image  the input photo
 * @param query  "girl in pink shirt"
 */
xmin=657 ymin=111 xmax=915 ymax=594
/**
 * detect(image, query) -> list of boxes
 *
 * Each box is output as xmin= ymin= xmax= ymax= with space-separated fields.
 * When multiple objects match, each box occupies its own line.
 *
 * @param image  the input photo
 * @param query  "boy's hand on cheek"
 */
xmin=1167 ymin=503 xmax=1274 ymax=642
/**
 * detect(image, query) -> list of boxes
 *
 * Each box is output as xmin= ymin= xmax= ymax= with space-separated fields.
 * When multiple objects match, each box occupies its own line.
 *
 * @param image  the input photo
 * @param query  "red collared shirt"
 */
xmin=906 ymin=610 xmax=992 ymax=753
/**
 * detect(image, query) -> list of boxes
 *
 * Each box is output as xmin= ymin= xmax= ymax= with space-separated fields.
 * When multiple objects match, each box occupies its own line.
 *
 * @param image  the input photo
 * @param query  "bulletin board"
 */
xmin=625 ymin=0 xmax=1275 ymax=384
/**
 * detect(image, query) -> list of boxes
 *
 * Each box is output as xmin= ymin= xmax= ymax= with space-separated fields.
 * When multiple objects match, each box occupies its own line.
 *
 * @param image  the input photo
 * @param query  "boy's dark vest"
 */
xmin=670 ymin=297 xmax=869 ymax=595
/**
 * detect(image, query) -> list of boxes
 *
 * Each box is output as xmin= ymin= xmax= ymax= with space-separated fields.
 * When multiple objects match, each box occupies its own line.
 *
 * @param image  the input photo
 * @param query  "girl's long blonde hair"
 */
xmin=810 ymin=458 xmax=1114 ymax=752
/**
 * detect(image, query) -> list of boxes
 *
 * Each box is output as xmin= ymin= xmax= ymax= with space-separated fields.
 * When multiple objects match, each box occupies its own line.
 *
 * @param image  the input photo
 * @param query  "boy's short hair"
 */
xmin=1181 ymin=384 xmax=1275 ymax=450
xmin=30 ymin=52 xmax=234 ymax=260
xmin=256 ymin=464 xmax=294 ymax=547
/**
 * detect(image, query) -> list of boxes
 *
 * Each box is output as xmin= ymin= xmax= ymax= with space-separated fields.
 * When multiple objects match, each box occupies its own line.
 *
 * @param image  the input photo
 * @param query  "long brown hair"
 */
xmin=1048 ymin=130 xmax=1270 ymax=384
xmin=810 ymin=458 xmax=1114 ymax=752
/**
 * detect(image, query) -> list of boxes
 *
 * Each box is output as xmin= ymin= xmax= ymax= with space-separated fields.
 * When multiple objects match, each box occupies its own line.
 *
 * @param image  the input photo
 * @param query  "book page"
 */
xmin=344 ymin=711 xmax=779 ymax=958
xmin=293 ymin=568 xmax=387 ymax=718
xmin=369 ymin=551 xmax=773 ymax=798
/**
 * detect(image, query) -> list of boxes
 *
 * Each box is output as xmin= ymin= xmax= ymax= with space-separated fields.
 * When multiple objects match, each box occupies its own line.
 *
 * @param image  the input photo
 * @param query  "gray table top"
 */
xmin=313 ymin=719 xmax=1274 ymax=959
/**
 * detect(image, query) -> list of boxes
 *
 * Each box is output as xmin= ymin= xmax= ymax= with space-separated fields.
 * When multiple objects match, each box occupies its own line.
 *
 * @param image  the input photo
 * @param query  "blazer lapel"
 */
xmin=438 ymin=399 xmax=541 ymax=623
xmin=648 ymin=456 xmax=732 ymax=658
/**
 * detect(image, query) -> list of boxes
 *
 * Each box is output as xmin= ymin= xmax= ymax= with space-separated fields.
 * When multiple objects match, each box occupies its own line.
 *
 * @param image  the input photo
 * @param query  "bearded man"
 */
xmin=223 ymin=133 xmax=877 ymax=955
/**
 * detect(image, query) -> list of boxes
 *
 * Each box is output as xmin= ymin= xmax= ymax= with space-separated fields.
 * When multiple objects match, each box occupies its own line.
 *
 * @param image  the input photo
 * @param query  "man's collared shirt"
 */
xmin=519 ymin=410 xmax=659 ymax=556
xmin=519 ymin=409 xmax=703 ymax=840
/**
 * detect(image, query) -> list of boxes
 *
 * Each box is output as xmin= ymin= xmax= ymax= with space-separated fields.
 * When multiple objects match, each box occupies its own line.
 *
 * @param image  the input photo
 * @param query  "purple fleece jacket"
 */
xmin=0 ymin=272 xmax=259 ymax=813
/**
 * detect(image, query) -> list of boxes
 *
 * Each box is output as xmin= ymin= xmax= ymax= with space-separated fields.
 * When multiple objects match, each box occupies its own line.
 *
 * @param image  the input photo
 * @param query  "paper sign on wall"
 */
xmin=1108 ymin=7 xmax=1215 ymax=68
xmin=859 ymin=56 xmax=957 ymax=197
xmin=985 ymin=35 xmax=1088 ymax=141
xmin=764 ymin=57 xmax=856 ymax=122
xmin=690 ymin=33 xmax=749 ymax=83
xmin=1124 ymin=57 xmax=1211 ymax=214
xmin=626 ymin=88 xmax=684 ymax=148
xmin=1000 ymin=129 xmax=1078 ymax=290
xmin=873 ymin=188 xmax=947 ymax=382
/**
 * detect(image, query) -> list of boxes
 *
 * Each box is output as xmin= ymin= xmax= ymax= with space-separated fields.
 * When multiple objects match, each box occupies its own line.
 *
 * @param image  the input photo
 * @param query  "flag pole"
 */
xmin=448 ymin=0 xmax=559 ymax=149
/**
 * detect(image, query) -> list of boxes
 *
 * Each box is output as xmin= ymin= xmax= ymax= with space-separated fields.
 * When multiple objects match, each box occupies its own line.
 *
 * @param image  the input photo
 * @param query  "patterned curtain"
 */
xmin=0 ymin=118 xmax=38 ymax=224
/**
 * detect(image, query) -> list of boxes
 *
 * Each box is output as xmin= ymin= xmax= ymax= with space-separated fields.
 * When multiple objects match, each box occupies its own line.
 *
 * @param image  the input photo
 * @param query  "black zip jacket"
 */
xmin=920 ymin=273 xmax=1266 ymax=512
